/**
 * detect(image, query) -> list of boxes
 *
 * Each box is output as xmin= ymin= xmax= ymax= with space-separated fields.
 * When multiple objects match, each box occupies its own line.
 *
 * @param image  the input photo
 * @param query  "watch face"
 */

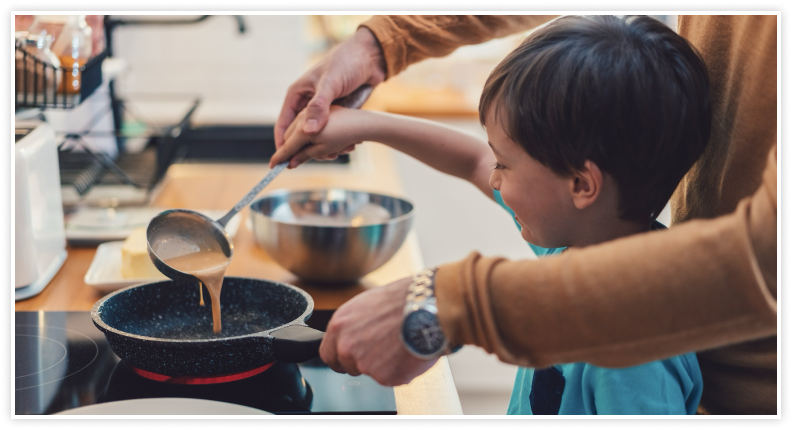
xmin=402 ymin=309 xmax=446 ymax=357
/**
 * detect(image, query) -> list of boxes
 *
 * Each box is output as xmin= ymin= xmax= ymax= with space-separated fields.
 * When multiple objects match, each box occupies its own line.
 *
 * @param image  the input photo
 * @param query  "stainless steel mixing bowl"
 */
xmin=249 ymin=189 xmax=415 ymax=282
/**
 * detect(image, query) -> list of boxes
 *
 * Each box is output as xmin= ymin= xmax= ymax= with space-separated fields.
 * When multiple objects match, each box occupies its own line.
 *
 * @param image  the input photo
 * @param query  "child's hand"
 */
xmin=270 ymin=106 xmax=365 ymax=168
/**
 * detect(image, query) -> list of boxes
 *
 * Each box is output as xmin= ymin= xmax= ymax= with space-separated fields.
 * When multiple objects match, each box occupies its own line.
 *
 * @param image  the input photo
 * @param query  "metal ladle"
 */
xmin=146 ymin=85 xmax=374 ymax=283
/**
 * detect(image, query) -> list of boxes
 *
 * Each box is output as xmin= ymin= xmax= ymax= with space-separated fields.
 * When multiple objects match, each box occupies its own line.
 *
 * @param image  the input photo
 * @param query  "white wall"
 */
xmin=111 ymin=15 xmax=309 ymax=123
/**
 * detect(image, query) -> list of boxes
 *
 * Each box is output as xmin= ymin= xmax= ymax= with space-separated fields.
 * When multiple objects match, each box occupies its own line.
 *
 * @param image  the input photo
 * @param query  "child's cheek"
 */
xmin=520 ymin=228 xmax=533 ymax=242
xmin=501 ymin=192 xmax=524 ymax=222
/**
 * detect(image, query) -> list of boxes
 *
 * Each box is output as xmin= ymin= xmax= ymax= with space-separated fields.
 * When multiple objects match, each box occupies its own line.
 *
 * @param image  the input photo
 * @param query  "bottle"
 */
xmin=20 ymin=17 xmax=63 ymax=98
xmin=27 ymin=15 xmax=66 ymax=48
xmin=51 ymin=15 xmax=93 ymax=95
xmin=25 ymin=34 xmax=61 ymax=69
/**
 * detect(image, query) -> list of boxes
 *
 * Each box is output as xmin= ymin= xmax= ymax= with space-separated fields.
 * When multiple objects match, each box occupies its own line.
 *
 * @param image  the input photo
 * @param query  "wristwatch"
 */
xmin=400 ymin=268 xmax=461 ymax=360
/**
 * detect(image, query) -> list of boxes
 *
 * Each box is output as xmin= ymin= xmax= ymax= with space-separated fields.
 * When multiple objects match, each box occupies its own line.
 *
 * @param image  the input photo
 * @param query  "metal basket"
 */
xmin=15 ymin=41 xmax=107 ymax=110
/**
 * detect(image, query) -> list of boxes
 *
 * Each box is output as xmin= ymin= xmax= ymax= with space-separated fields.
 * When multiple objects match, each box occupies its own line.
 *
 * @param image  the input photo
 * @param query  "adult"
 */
xmin=273 ymin=15 xmax=776 ymax=414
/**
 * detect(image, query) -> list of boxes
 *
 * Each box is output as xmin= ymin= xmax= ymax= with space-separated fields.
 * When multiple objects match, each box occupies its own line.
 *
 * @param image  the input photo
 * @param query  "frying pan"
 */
xmin=91 ymin=277 xmax=324 ymax=377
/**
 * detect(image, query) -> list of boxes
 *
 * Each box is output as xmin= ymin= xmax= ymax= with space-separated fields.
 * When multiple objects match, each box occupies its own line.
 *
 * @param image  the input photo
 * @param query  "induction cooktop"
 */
xmin=15 ymin=310 xmax=396 ymax=415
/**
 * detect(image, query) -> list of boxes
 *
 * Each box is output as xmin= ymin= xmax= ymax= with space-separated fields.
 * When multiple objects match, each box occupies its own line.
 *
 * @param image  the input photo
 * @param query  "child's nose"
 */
xmin=489 ymin=170 xmax=501 ymax=191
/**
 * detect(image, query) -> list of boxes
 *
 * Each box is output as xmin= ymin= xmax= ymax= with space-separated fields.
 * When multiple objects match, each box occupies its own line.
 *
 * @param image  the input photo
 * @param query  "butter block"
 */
xmin=121 ymin=227 xmax=163 ymax=279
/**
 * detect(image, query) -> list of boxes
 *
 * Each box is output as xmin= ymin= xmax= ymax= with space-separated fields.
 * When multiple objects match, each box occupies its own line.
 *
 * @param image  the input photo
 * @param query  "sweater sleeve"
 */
xmin=359 ymin=15 xmax=557 ymax=77
xmin=434 ymin=146 xmax=777 ymax=369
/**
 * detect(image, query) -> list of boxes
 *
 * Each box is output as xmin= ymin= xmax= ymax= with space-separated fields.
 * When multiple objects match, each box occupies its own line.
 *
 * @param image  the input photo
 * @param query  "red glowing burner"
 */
xmin=129 ymin=362 xmax=276 ymax=385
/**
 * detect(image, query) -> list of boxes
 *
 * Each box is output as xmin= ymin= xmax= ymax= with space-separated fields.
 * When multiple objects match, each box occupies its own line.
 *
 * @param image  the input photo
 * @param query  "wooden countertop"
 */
xmin=15 ymin=143 xmax=462 ymax=415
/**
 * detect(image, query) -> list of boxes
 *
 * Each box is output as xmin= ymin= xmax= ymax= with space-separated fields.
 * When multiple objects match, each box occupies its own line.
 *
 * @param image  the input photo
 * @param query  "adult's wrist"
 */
xmin=400 ymin=268 xmax=462 ymax=359
xmin=353 ymin=26 xmax=388 ymax=81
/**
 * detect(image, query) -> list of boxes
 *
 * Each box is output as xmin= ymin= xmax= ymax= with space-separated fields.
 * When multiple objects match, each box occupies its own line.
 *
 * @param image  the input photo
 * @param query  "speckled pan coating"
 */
xmin=91 ymin=277 xmax=314 ymax=376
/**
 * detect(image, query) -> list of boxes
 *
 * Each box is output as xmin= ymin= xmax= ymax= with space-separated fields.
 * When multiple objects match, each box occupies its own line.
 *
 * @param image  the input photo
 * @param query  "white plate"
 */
xmin=66 ymin=208 xmax=241 ymax=243
xmin=55 ymin=398 xmax=272 ymax=415
xmin=84 ymin=241 xmax=167 ymax=291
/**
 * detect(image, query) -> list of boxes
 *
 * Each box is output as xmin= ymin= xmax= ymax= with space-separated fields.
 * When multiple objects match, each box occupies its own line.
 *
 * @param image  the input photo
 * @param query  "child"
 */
xmin=271 ymin=15 xmax=711 ymax=415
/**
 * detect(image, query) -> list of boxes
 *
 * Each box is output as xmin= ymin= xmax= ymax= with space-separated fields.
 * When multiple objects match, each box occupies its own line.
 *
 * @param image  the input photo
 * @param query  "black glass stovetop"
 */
xmin=15 ymin=310 xmax=396 ymax=415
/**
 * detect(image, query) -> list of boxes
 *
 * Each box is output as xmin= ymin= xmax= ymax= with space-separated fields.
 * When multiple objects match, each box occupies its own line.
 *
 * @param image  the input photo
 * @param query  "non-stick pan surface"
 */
xmin=92 ymin=277 xmax=324 ymax=377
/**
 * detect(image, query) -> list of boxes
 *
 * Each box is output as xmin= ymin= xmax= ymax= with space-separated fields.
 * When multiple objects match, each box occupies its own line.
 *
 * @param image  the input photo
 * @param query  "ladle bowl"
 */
xmin=146 ymin=161 xmax=287 ymax=282
xmin=146 ymin=209 xmax=235 ymax=284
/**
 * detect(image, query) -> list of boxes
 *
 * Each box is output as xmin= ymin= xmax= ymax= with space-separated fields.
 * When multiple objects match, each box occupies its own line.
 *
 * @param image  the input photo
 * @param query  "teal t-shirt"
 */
xmin=493 ymin=190 xmax=703 ymax=415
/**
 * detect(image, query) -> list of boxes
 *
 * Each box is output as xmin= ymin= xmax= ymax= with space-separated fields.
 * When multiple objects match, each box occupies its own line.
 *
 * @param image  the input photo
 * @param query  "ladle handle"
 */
xmin=332 ymin=84 xmax=373 ymax=109
xmin=216 ymin=161 xmax=288 ymax=227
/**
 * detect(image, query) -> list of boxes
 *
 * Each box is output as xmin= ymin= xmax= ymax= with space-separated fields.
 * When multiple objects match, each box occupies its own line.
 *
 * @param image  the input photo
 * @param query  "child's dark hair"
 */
xmin=480 ymin=15 xmax=711 ymax=224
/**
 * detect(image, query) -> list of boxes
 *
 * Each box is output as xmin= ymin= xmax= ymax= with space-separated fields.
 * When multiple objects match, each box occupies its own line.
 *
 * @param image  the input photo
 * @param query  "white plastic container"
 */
xmin=15 ymin=121 xmax=68 ymax=300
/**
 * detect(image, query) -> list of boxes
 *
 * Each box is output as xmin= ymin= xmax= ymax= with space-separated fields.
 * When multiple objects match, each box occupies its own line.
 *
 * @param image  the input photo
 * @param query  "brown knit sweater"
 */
xmin=362 ymin=15 xmax=777 ymax=414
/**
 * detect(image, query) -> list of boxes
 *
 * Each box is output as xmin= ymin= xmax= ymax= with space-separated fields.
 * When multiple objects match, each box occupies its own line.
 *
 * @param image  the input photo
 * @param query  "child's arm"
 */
xmin=270 ymin=106 xmax=496 ymax=198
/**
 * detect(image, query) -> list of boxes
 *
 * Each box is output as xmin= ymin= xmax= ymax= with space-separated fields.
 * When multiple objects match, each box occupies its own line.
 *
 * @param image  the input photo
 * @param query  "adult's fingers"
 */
xmin=274 ymin=106 xmax=296 ymax=150
xmin=281 ymin=114 xmax=302 ymax=153
xmin=322 ymin=307 xmax=362 ymax=376
xmin=302 ymin=78 xmax=340 ymax=135
xmin=318 ymin=327 xmax=346 ymax=374
xmin=275 ymin=88 xmax=310 ymax=148
xmin=270 ymin=126 xmax=309 ymax=168
xmin=289 ymin=143 xmax=332 ymax=168
xmin=336 ymin=341 xmax=362 ymax=376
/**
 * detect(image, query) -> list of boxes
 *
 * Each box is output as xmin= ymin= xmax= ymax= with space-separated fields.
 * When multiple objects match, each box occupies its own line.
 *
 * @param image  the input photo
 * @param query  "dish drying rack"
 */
xmin=14 ymin=35 xmax=177 ymax=204
xmin=15 ymin=42 xmax=108 ymax=110
xmin=56 ymin=95 xmax=201 ymax=206
xmin=18 ymin=16 xmax=263 ymax=207
xmin=15 ymin=16 xmax=221 ymax=206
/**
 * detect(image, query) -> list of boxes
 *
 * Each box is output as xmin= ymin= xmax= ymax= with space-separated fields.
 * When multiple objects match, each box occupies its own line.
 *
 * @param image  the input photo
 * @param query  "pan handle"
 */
xmin=270 ymin=325 xmax=325 ymax=363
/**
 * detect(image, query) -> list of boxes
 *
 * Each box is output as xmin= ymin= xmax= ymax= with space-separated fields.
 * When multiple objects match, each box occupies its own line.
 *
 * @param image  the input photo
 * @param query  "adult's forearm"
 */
xmin=360 ymin=15 xmax=558 ymax=77
xmin=435 ymin=146 xmax=777 ymax=369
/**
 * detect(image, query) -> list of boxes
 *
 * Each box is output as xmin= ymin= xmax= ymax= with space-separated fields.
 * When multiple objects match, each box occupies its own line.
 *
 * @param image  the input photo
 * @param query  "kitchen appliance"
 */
xmin=15 ymin=121 xmax=68 ymax=300
xmin=91 ymin=277 xmax=324 ymax=376
xmin=249 ymin=189 xmax=415 ymax=282
xmin=15 ymin=310 xmax=397 ymax=414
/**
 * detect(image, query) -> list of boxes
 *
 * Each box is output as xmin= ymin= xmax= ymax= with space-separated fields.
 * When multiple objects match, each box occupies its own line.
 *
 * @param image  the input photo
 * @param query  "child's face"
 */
xmin=485 ymin=111 xmax=578 ymax=248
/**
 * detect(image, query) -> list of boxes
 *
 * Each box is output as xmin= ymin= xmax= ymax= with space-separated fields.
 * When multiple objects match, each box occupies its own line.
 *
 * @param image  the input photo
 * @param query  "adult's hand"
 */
xmin=274 ymin=26 xmax=387 ymax=149
xmin=319 ymin=277 xmax=439 ymax=386
xmin=271 ymin=106 xmax=366 ymax=168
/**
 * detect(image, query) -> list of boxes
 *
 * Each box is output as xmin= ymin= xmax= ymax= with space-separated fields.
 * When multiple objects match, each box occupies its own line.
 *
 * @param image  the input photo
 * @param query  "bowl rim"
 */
xmin=248 ymin=187 xmax=417 ymax=228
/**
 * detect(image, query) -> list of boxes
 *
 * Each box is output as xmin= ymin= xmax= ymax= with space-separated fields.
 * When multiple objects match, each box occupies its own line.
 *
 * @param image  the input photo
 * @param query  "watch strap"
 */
xmin=405 ymin=267 xmax=438 ymax=306
xmin=402 ymin=268 xmax=461 ymax=359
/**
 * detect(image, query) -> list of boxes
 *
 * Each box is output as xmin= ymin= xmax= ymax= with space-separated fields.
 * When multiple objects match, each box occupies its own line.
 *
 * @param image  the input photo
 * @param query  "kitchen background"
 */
xmin=16 ymin=14 xmax=675 ymax=414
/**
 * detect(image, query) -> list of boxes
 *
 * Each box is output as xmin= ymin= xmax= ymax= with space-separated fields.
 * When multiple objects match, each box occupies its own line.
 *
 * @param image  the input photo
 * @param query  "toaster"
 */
xmin=15 ymin=121 xmax=67 ymax=300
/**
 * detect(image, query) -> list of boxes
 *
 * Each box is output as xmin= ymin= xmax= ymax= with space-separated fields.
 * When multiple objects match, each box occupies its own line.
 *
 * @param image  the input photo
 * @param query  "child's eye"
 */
xmin=492 ymin=162 xmax=506 ymax=170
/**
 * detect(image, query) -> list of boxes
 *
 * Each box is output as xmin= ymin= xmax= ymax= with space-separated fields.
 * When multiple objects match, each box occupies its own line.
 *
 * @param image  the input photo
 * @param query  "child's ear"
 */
xmin=570 ymin=160 xmax=602 ymax=210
